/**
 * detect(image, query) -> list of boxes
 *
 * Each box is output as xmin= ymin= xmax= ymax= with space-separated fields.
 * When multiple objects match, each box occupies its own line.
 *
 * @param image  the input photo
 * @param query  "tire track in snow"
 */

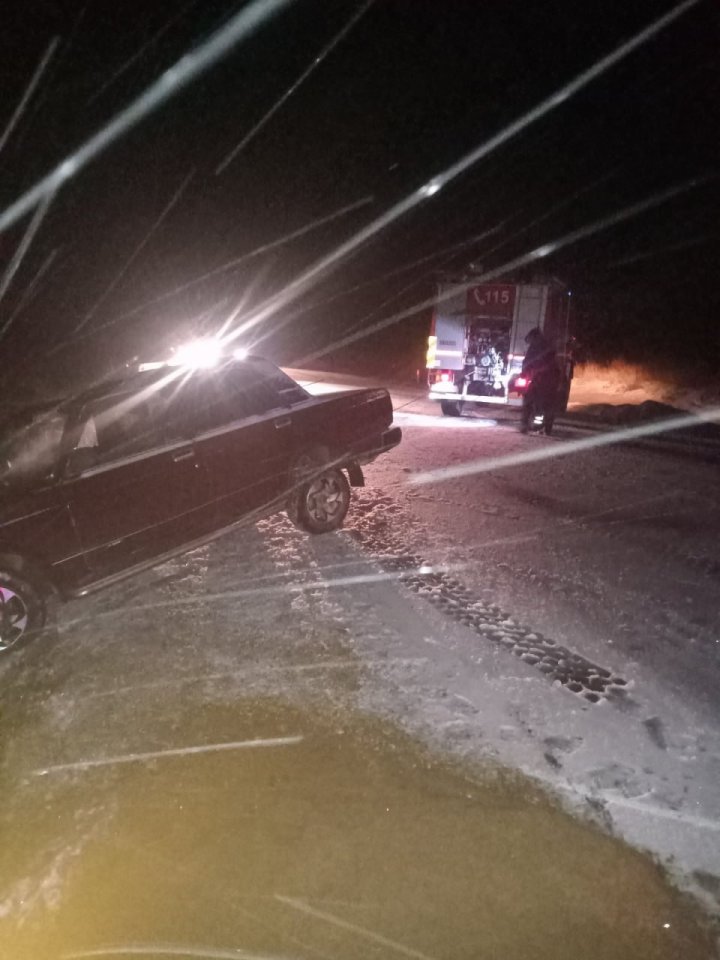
xmin=345 ymin=491 xmax=630 ymax=705
xmin=256 ymin=514 xmax=429 ymax=700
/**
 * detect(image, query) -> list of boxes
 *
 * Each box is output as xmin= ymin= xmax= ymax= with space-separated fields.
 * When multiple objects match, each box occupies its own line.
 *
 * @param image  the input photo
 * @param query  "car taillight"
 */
xmin=516 ymin=376 xmax=528 ymax=387
xmin=440 ymin=372 xmax=450 ymax=382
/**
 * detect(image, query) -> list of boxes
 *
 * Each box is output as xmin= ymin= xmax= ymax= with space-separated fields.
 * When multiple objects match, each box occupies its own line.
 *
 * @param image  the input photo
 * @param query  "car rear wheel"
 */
xmin=287 ymin=455 xmax=351 ymax=534
xmin=0 ymin=569 xmax=47 ymax=654
xmin=440 ymin=400 xmax=463 ymax=417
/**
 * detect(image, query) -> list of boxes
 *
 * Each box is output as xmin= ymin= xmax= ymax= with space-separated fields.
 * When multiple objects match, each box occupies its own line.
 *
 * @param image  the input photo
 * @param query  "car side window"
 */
xmin=0 ymin=412 xmax=67 ymax=482
xmin=72 ymin=393 xmax=163 ymax=467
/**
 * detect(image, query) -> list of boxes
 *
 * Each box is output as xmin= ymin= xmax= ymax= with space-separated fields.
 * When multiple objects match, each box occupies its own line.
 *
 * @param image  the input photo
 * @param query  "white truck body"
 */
xmin=426 ymin=279 xmax=571 ymax=411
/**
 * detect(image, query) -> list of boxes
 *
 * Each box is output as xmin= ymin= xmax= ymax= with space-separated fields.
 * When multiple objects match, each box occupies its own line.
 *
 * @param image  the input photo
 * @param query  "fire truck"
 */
xmin=426 ymin=277 xmax=573 ymax=416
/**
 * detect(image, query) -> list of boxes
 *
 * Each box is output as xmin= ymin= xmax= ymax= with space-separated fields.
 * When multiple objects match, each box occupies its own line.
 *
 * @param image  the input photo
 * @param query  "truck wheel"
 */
xmin=440 ymin=400 xmax=462 ymax=417
xmin=287 ymin=466 xmax=351 ymax=534
xmin=0 ymin=568 xmax=47 ymax=654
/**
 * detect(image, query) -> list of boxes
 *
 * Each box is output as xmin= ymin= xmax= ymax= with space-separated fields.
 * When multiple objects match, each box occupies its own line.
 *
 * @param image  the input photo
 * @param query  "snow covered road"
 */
xmin=295 ymin=370 xmax=720 ymax=887
xmin=1 ymin=371 xmax=719 ymax=954
xmin=379 ymin=414 xmax=720 ymax=856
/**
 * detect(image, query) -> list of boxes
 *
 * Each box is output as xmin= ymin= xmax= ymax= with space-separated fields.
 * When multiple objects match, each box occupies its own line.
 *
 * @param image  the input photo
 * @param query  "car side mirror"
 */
xmin=65 ymin=447 xmax=99 ymax=476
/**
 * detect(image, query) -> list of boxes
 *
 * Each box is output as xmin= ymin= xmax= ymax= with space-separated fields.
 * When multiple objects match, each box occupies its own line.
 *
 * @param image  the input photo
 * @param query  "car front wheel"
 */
xmin=287 ymin=466 xmax=351 ymax=534
xmin=0 ymin=568 xmax=47 ymax=654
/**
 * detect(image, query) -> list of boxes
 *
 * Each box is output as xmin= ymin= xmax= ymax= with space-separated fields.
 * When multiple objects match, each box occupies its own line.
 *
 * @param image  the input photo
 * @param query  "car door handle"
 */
xmin=172 ymin=447 xmax=196 ymax=463
xmin=274 ymin=417 xmax=292 ymax=430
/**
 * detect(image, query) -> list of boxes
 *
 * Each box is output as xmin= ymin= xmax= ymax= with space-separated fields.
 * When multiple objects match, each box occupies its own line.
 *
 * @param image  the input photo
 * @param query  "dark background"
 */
xmin=1 ymin=0 xmax=718 ymax=398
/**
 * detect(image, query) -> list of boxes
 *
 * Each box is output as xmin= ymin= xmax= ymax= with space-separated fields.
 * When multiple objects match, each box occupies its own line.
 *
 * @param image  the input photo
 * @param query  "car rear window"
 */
xmin=243 ymin=358 xmax=310 ymax=406
xmin=218 ymin=364 xmax=285 ymax=418
xmin=166 ymin=361 xmax=307 ymax=437
xmin=161 ymin=365 xmax=278 ymax=437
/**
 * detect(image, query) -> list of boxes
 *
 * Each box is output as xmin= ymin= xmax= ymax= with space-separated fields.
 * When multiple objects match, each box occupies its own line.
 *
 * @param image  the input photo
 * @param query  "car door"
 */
xmin=63 ymin=388 xmax=213 ymax=584
xmin=212 ymin=363 xmax=298 ymax=524
xmin=163 ymin=363 xmax=296 ymax=530
xmin=0 ymin=409 xmax=88 ymax=591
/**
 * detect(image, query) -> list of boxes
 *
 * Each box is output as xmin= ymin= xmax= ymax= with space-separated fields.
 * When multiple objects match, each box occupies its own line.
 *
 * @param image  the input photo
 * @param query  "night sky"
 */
xmin=1 ymin=0 xmax=719 ymax=396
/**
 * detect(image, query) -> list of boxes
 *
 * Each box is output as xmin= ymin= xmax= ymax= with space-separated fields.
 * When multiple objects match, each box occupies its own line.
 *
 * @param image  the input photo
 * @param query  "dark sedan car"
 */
xmin=0 ymin=355 xmax=401 ymax=652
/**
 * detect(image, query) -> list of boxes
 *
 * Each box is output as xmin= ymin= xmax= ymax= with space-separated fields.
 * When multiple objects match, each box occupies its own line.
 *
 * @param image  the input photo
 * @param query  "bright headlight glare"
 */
xmin=172 ymin=339 xmax=222 ymax=368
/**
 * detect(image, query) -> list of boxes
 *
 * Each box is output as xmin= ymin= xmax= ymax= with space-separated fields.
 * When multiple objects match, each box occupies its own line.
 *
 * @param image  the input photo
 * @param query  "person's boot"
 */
xmin=520 ymin=401 xmax=531 ymax=433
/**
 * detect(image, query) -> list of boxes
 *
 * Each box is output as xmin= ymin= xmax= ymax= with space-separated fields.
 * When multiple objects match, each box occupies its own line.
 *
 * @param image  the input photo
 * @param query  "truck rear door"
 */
xmin=509 ymin=284 xmax=549 ymax=360
xmin=428 ymin=283 xmax=467 ymax=373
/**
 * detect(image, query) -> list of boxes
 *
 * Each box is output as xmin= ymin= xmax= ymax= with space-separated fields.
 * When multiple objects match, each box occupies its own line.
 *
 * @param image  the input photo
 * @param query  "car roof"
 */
xmin=65 ymin=354 xmax=276 ymax=408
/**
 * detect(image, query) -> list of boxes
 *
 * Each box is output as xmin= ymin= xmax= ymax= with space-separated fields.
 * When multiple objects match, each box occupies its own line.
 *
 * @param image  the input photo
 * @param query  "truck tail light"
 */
xmin=428 ymin=369 xmax=455 ymax=386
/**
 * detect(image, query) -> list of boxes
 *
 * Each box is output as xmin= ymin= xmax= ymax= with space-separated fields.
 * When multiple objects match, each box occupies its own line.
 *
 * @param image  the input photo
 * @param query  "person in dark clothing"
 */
xmin=520 ymin=328 xmax=560 ymax=434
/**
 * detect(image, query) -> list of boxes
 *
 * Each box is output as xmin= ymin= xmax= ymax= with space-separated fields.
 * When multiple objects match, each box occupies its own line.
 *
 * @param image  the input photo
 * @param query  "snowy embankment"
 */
xmin=558 ymin=363 xmax=720 ymax=455
xmin=570 ymin=361 xmax=719 ymax=415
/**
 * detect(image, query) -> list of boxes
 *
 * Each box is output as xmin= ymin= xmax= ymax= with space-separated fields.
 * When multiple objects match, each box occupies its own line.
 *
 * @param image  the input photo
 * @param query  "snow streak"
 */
xmin=64 ymin=946 xmax=286 ymax=960
xmin=216 ymin=0 xmax=376 ymax=173
xmin=59 ymin=563 xmax=464 ymax=633
xmin=279 ymin=222 xmax=505 ymax=334
xmin=0 ymin=192 xmax=56 ymax=340
xmin=34 ymin=735 xmax=303 ymax=776
xmin=73 ymin=170 xmax=196 ymax=334
xmin=0 ymin=37 xmax=60 ymax=156
xmin=295 ymin=174 xmax=706 ymax=366
xmin=411 ymin=406 xmax=720 ymax=486
xmin=3 ymin=247 xmax=59 ymax=324
xmin=275 ymin=896 xmax=439 ymax=960
xmin=0 ymin=0 xmax=297 ymax=235
xmin=71 ymin=196 xmax=373 ymax=346
xmin=87 ymin=0 xmax=202 ymax=105
xmin=221 ymin=0 xmax=702 ymax=350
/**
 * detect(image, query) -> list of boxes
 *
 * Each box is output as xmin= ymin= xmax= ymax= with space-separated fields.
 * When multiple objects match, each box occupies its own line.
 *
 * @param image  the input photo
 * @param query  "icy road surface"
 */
xmin=1 ymin=371 xmax=719 ymax=956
